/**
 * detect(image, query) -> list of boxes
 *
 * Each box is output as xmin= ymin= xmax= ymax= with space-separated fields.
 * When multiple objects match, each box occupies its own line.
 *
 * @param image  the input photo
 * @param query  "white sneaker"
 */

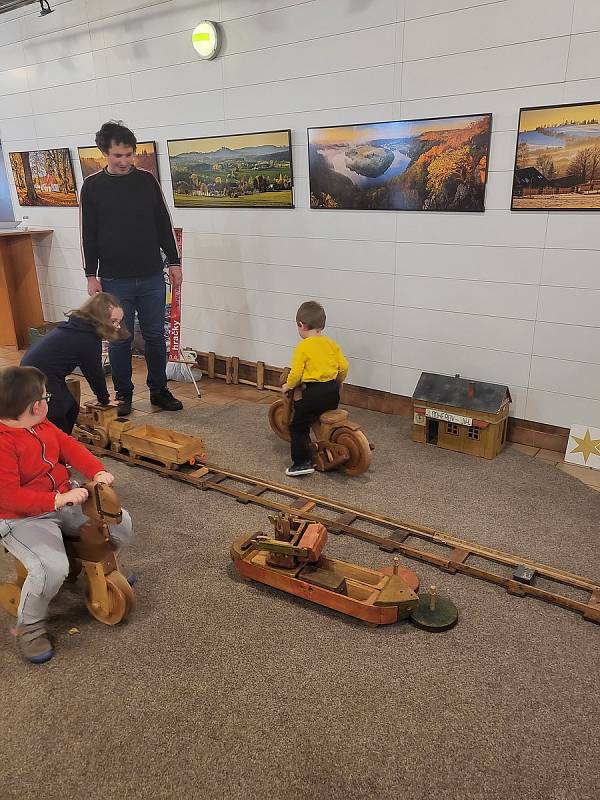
xmin=285 ymin=462 xmax=315 ymax=477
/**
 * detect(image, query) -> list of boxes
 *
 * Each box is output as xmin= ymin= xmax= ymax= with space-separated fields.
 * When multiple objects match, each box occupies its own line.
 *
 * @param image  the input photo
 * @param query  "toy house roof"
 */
xmin=412 ymin=372 xmax=511 ymax=414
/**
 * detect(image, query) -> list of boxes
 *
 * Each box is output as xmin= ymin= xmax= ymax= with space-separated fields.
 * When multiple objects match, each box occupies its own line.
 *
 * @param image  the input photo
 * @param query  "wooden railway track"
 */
xmin=91 ymin=445 xmax=600 ymax=625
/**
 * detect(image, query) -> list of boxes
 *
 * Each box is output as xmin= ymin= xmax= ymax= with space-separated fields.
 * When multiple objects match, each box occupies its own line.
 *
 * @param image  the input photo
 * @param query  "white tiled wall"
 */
xmin=1 ymin=0 xmax=599 ymax=428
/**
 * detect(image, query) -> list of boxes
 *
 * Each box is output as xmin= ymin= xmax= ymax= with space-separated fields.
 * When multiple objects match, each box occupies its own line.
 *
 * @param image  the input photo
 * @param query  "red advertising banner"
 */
xmin=167 ymin=227 xmax=183 ymax=360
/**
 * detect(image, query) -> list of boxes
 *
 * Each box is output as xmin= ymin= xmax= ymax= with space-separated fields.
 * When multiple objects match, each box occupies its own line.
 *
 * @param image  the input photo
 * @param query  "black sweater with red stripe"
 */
xmin=80 ymin=167 xmax=180 ymax=278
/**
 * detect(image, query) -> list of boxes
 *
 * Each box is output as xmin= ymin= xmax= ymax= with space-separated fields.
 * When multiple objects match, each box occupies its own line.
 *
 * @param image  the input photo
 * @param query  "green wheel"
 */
xmin=410 ymin=590 xmax=458 ymax=632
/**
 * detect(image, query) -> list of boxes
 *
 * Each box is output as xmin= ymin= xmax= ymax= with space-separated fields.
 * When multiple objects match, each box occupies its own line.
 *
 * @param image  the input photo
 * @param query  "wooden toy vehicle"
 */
xmin=73 ymin=402 xmax=206 ymax=471
xmin=268 ymin=391 xmax=373 ymax=476
xmin=73 ymin=403 xmax=132 ymax=450
xmin=0 ymin=480 xmax=134 ymax=626
xmin=231 ymin=513 xmax=419 ymax=626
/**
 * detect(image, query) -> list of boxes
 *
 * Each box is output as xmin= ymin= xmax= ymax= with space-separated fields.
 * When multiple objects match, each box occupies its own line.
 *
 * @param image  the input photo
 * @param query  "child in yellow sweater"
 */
xmin=281 ymin=301 xmax=349 ymax=476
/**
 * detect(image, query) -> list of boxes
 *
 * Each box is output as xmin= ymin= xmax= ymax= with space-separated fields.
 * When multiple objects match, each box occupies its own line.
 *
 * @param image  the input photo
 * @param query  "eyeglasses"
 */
xmin=111 ymin=319 xmax=122 ymax=328
xmin=40 ymin=393 xmax=52 ymax=402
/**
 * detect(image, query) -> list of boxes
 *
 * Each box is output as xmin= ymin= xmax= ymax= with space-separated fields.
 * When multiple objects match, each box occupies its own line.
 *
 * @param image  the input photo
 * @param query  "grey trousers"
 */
xmin=0 ymin=505 xmax=132 ymax=626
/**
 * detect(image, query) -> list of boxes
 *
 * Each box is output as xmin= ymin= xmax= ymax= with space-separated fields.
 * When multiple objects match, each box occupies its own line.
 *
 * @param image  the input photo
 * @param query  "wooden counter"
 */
xmin=0 ymin=228 xmax=53 ymax=348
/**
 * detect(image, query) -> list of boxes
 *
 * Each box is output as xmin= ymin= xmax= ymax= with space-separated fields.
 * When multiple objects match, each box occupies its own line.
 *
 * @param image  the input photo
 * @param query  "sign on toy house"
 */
xmin=412 ymin=373 xmax=511 ymax=459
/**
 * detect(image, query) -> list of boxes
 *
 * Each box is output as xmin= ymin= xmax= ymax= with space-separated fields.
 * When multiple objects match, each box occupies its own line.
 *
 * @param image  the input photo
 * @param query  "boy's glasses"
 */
xmin=40 ymin=393 xmax=52 ymax=402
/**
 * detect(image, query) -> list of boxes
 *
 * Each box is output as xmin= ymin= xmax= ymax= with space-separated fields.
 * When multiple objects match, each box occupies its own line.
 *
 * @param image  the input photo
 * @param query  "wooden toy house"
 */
xmin=412 ymin=372 xmax=511 ymax=459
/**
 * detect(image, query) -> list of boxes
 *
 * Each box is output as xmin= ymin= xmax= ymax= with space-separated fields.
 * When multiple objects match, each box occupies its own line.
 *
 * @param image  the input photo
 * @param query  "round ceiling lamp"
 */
xmin=192 ymin=21 xmax=220 ymax=60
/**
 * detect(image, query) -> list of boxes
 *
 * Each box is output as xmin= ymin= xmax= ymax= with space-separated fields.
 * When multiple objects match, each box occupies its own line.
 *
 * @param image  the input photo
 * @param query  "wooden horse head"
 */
xmin=81 ymin=481 xmax=122 ymax=525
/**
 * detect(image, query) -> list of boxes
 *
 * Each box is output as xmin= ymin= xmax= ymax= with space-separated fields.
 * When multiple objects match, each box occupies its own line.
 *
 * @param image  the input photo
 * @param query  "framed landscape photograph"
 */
xmin=9 ymin=148 xmax=78 ymax=207
xmin=167 ymin=130 xmax=294 ymax=208
xmin=308 ymin=113 xmax=491 ymax=212
xmin=78 ymin=141 xmax=160 ymax=180
xmin=511 ymin=101 xmax=600 ymax=210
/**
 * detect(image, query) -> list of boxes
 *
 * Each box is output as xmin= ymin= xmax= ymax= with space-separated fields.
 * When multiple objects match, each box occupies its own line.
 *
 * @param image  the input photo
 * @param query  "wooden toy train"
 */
xmin=73 ymin=403 xmax=207 ymax=471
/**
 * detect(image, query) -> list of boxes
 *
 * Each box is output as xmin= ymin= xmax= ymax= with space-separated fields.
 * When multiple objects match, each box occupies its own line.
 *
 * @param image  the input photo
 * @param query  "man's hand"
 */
xmin=87 ymin=276 xmax=102 ymax=296
xmin=93 ymin=471 xmax=114 ymax=485
xmin=170 ymin=265 xmax=183 ymax=289
xmin=56 ymin=487 xmax=89 ymax=509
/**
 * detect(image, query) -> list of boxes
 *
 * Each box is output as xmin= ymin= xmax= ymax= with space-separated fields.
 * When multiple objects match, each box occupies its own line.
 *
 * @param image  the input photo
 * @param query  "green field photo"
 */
xmin=167 ymin=130 xmax=294 ymax=209
xmin=173 ymin=190 xmax=293 ymax=208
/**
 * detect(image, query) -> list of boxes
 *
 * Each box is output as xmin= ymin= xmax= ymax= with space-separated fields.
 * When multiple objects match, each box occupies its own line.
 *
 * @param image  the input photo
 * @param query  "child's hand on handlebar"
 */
xmin=93 ymin=471 xmax=114 ymax=485
xmin=56 ymin=487 xmax=89 ymax=509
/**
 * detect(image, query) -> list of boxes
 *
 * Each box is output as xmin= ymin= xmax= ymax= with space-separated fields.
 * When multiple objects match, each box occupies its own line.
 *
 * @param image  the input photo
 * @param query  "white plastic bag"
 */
xmin=166 ymin=349 xmax=202 ymax=383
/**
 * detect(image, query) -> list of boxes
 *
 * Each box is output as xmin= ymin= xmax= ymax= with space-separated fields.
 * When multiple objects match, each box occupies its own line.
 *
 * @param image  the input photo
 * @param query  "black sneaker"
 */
xmin=150 ymin=388 xmax=183 ymax=411
xmin=285 ymin=462 xmax=315 ymax=477
xmin=115 ymin=392 xmax=132 ymax=416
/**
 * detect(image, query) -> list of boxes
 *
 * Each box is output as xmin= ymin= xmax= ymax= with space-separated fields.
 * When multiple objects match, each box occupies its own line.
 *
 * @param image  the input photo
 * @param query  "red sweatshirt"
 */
xmin=0 ymin=419 xmax=104 ymax=519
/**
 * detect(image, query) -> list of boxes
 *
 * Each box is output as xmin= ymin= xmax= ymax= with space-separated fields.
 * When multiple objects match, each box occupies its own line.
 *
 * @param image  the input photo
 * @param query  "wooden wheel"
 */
xmin=268 ymin=398 xmax=291 ymax=442
xmin=95 ymin=428 xmax=110 ymax=449
xmin=0 ymin=583 xmax=21 ymax=617
xmin=331 ymin=427 xmax=372 ymax=476
xmin=86 ymin=571 xmax=134 ymax=625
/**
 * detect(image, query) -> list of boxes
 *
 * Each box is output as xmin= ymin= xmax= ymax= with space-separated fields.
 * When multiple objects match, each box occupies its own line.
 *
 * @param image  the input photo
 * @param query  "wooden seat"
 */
xmin=319 ymin=409 xmax=348 ymax=425
xmin=298 ymin=565 xmax=347 ymax=594
xmin=297 ymin=522 xmax=328 ymax=562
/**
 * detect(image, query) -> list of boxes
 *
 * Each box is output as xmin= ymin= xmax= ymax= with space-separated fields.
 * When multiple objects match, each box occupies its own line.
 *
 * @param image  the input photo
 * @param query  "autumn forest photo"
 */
xmin=9 ymin=148 xmax=77 ymax=207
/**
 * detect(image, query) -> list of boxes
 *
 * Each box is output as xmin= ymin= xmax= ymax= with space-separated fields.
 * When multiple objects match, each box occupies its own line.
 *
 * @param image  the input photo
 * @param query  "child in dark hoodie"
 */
xmin=21 ymin=292 xmax=127 ymax=433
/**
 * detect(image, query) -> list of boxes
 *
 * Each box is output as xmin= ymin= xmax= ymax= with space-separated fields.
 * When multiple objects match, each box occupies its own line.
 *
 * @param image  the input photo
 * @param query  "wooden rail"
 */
xmin=89 ymin=446 xmax=600 ymax=626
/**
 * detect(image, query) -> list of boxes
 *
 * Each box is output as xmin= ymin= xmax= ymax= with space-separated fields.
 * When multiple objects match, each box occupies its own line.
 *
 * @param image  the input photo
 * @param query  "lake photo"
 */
xmin=167 ymin=130 xmax=294 ymax=209
xmin=308 ymin=114 xmax=491 ymax=212
xmin=512 ymin=102 xmax=600 ymax=210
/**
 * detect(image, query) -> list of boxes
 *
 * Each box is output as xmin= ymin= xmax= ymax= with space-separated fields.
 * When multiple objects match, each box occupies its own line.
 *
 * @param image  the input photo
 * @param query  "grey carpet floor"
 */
xmin=1 ymin=402 xmax=599 ymax=800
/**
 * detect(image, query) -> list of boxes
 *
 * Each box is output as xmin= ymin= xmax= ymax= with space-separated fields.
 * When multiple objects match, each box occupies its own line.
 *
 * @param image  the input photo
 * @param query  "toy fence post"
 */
xmin=208 ymin=352 xmax=216 ymax=379
xmin=231 ymin=356 xmax=240 ymax=384
xmin=256 ymin=361 xmax=265 ymax=390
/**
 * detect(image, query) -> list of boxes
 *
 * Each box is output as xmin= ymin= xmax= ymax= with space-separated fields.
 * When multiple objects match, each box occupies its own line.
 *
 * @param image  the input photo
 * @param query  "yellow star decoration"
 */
xmin=569 ymin=429 xmax=600 ymax=464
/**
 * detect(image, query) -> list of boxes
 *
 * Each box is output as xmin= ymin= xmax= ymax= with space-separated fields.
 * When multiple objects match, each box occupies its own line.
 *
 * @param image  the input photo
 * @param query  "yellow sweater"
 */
xmin=287 ymin=335 xmax=349 ymax=389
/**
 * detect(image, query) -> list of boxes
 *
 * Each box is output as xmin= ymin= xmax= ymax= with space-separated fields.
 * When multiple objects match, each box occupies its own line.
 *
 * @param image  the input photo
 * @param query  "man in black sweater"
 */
xmin=80 ymin=121 xmax=183 ymax=415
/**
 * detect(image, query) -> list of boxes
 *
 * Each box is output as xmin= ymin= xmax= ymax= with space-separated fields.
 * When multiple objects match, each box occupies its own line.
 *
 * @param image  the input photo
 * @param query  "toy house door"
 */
xmin=426 ymin=418 xmax=439 ymax=444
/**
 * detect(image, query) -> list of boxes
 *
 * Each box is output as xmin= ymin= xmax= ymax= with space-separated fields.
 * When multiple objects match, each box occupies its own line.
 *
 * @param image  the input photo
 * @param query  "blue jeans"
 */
xmin=102 ymin=272 xmax=167 ymax=395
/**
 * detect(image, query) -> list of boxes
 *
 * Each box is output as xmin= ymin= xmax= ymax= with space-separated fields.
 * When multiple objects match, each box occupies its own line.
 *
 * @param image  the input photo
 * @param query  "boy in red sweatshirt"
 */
xmin=0 ymin=366 xmax=132 ymax=664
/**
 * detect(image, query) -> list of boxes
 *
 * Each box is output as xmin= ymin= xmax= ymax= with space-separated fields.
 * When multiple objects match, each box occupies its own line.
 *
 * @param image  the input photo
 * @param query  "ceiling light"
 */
xmin=192 ymin=20 xmax=220 ymax=60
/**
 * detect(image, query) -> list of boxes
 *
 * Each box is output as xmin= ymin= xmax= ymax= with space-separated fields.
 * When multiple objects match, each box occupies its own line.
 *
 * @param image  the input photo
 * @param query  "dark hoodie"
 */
xmin=21 ymin=316 xmax=110 ymax=412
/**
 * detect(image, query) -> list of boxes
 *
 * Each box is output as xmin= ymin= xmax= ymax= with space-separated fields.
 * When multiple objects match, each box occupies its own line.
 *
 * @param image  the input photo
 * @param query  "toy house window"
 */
xmin=467 ymin=426 xmax=480 ymax=440
xmin=446 ymin=422 xmax=459 ymax=435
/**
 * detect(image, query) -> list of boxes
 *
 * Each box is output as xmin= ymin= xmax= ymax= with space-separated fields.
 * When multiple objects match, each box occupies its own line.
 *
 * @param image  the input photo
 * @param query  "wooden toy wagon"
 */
xmin=231 ymin=513 xmax=419 ymax=626
xmin=74 ymin=403 xmax=206 ymax=470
